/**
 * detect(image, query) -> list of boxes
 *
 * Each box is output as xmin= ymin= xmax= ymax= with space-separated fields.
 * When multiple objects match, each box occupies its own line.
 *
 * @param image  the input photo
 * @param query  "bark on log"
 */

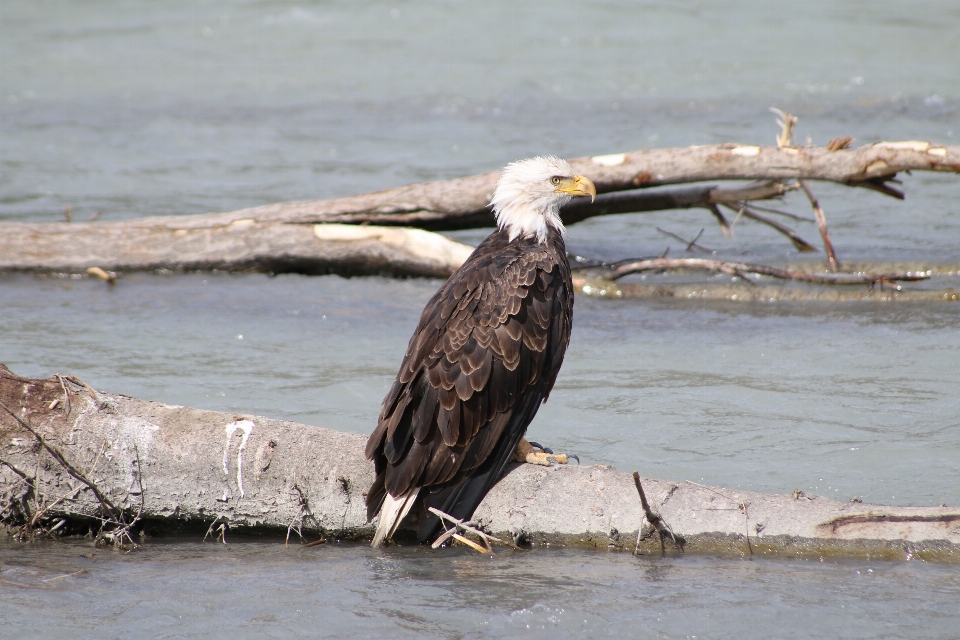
xmin=2 ymin=365 xmax=958 ymax=561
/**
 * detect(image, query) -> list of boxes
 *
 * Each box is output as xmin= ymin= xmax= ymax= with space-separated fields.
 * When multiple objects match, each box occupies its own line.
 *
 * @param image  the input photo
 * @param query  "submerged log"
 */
xmin=2 ymin=365 xmax=958 ymax=561
xmin=1 ymin=141 xmax=957 ymax=278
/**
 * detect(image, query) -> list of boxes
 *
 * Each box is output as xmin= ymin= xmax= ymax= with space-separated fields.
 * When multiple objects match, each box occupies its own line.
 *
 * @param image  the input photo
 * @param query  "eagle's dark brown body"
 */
xmin=365 ymin=225 xmax=573 ymax=542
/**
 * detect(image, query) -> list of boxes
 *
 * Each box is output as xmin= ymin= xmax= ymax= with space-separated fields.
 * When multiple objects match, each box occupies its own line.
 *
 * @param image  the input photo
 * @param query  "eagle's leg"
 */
xmin=512 ymin=438 xmax=577 ymax=466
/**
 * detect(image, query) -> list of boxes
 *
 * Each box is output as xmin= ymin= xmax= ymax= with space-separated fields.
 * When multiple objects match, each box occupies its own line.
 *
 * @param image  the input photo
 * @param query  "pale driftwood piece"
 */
xmin=2 ymin=366 xmax=958 ymax=561
xmin=0 ymin=222 xmax=474 ymax=279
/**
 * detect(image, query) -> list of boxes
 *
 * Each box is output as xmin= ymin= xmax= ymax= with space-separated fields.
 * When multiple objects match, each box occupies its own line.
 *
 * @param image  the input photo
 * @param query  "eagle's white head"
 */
xmin=491 ymin=155 xmax=597 ymax=243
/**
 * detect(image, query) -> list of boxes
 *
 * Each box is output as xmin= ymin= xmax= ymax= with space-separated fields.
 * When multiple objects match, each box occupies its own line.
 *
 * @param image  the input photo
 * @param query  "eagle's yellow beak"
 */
xmin=555 ymin=175 xmax=597 ymax=203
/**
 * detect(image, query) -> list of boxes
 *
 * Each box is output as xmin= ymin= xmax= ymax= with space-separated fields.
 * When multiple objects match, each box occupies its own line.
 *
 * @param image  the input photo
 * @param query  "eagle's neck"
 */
xmin=494 ymin=200 xmax=567 ymax=244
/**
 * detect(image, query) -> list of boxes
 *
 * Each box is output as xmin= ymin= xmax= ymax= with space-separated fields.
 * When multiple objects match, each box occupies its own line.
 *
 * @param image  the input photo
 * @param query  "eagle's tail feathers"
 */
xmin=371 ymin=487 xmax=420 ymax=547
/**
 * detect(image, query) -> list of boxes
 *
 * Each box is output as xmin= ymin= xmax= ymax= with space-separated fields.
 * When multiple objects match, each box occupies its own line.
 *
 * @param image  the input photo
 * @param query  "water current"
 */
xmin=1 ymin=1 xmax=959 ymax=638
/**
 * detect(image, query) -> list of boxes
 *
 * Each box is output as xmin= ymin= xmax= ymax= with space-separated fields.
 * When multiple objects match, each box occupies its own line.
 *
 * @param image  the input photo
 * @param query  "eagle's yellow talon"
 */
xmin=513 ymin=438 xmax=571 ymax=466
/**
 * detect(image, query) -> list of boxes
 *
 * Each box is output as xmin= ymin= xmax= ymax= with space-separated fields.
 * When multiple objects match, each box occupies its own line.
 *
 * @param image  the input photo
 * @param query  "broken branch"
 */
xmin=800 ymin=179 xmax=841 ymax=271
xmin=632 ymin=471 xmax=683 ymax=553
xmin=598 ymin=257 xmax=929 ymax=287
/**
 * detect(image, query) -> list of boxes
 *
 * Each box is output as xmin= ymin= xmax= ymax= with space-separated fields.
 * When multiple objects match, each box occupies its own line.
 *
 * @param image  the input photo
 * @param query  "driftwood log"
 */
xmin=1 ymin=141 xmax=957 ymax=279
xmin=2 ymin=365 xmax=958 ymax=561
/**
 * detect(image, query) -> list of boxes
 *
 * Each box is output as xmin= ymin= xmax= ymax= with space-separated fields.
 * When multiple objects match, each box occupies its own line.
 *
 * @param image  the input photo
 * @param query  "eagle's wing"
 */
xmin=365 ymin=233 xmax=572 ymax=541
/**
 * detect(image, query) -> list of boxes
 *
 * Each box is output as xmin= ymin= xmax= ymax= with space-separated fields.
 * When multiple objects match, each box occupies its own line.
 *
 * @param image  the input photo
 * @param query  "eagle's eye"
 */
xmin=550 ymin=176 xmax=562 ymax=186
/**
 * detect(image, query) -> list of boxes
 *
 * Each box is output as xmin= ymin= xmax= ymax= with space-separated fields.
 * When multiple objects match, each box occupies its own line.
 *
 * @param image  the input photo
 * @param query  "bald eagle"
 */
xmin=365 ymin=156 xmax=596 ymax=546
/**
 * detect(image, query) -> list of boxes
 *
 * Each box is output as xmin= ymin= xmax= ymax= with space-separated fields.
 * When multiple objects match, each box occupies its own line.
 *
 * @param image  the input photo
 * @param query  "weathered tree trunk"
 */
xmin=2 ymin=366 xmax=958 ymax=561
xmin=0 ymin=223 xmax=474 ymax=279
xmin=1 ymin=142 xmax=956 ymax=278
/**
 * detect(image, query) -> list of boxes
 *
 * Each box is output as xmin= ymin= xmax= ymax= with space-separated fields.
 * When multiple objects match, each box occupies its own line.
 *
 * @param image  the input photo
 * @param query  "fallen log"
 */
xmin=0 ymin=222 xmax=473 ymax=279
xmin=83 ymin=140 xmax=960 ymax=230
xmin=1 ymin=141 xmax=957 ymax=279
xmin=2 ymin=365 xmax=958 ymax=561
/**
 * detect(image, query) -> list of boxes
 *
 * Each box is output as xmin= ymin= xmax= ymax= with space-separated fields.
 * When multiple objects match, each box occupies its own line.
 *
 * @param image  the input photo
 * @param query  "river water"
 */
xmin=1 ymin=1 xmax=959 ymax=638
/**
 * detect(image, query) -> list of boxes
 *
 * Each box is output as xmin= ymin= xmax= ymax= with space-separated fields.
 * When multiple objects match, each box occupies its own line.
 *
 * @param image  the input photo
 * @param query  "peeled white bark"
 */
xmin=2 ymin=366 xmax=958 ymax=561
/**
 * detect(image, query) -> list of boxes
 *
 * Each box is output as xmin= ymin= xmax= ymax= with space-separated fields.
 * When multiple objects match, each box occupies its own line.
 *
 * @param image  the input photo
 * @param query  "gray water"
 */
xmin=2 ymin=1 xmax=959 ymax=638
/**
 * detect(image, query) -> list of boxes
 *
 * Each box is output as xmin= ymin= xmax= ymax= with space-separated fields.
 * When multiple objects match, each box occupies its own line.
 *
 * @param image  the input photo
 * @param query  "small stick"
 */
xmin=685 ymin=228 xmax=707 ymax=252
xmin=299 ymin=538 xmax=327 ymax=549
xmin=86 ymin=267 xmax=117 ymax=285
xmin=799 ymin=179 xmax=841 ymax=271
xmin=656 ymin=227 xmax=715 ymax=254
xmin=743 ymin=203 xmax=815 ymax=223
xmin=770 ymin=108 xmax=798 ymax=148
xmin=55 ymin=374 xmax=72 ymax=417
xmin=204 ymin=517 xmax=228 ymax=544
xmin=632 ymin=472 xmax=682 ymax=553
xmin=428 ymin=507 xmax=512 ymax=550
xmin=286 ymin=506 xmax=305 ymax=547
xmin=826 ymin=136 xmax=854 ymax=151
xmin=451 ymin=533 xmax=489 ymax=554
xmin=725 ymin=204 xmax=817 ymax=252
xmin=706 ymin=204 xmax=731 ymax=237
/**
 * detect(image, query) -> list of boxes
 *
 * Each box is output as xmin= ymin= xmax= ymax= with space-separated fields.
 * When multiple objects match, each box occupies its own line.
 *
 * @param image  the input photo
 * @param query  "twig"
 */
xmin=730 ymin=205 xmax=746 ymax=230
xmin=0 ymin=401 xmax=119 ymax=516
xmin=47 ymin=519 xmax=67 ymax=534
xmin=0 ymin=457 xmax=32 ymax=483
xmin=742 ymin=203 xmax=815 ymax=223
xmin=299 ymin=538 xmax=327 ymax=549
xmin=685 ymin=481 xmax=752 ymax=555
xmin=42 ymin=568 xmax=88 ymax=582
xmin=428 ymin=507 xmax=512 ymax=552
xmin=770 ymin=108 xmax=798 ymax=149
xmin=724 ymin=203 xmax=817 ymax=252
xmin=204 ymin=517 xmax=228 ymax=544
xmin=602 ymin=257 xmax=927 ymax=287
xmin=286 ymin=505 xmax=305 ymax=547
xmin=286 ymin=477 xmax=317 ymax=547
xmin=799 ymin=179 xmax=841 ymax=271
xmin=92 ymin=444 xmax=145 ymax=550
xmin=706 ymin=204 xmax=731 ymax=237
xmin=86 ymin=267 xmax=117 ymax=285
xmin=656 ymin=227 xmax=715 ymax=254
xmin=31 ymin=485 xmax=84 ymax=527
xmin=826 ymin=136 xmax=854 ymax=151
xmin=451 ymin=533 xmax=489 ymax=554
xmin=55 ymin=375 xmax=71 ymax=417
xmin=632 ymin=472 xmax=682 ymax=553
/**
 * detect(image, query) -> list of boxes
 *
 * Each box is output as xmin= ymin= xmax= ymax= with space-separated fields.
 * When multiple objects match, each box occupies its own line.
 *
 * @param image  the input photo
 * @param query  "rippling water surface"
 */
xmin=2 ymin=1 xmax=959 ymax=637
